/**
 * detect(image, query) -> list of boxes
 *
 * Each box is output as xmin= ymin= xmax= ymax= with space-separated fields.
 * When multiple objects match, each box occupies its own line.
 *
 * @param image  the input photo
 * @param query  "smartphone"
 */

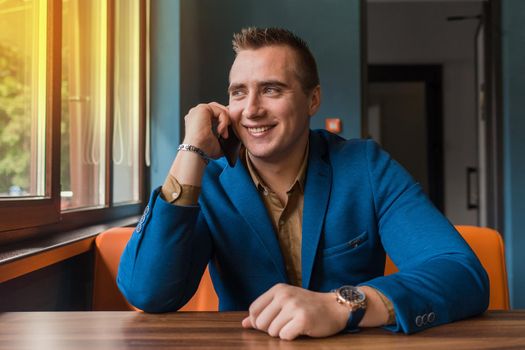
xmin=217 ymin=125 xmax=241 ymax=167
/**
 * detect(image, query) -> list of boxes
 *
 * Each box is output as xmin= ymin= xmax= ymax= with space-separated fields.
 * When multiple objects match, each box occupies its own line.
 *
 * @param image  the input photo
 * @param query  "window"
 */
xmin=0 ymin=0 xmax=47 ymax=199
xmin=112 ymin=0 xmax=141 ymax=205
xmin=0 ymin=0 xmax=148 ymax=237
xmin=61 ymin=0 xmax=107 ymax=210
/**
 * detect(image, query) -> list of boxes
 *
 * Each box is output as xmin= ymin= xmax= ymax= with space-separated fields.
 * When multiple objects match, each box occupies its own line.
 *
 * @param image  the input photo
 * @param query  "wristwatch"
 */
xmin=333 ymin=285 xmax=367 ymax=332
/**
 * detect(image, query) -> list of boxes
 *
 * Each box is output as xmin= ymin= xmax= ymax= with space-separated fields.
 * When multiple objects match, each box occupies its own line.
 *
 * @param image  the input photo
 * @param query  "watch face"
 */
xmin=340 ymin=286 xmax=366 ymax=303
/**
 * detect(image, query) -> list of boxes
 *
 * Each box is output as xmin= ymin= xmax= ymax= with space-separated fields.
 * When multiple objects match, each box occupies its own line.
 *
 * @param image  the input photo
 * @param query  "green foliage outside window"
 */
xmin=0 ymin=42 xmax=71 ymax=195
xmin=0 ymin=42 xmax=30 ymax=194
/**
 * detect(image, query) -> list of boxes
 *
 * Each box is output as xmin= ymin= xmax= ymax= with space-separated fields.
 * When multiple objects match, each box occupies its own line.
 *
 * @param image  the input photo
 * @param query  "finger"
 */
xmin=207 ymin=103 xmax=231 ymax=138
xmin=267 ymin=312 xmax=294 ymax=338
xmin=205 ymin=104 xmax=229 ymax=138
xmin=242 ymin=316 xmax=253 ymax=329
xmin=252 ymin=299 xmax=282 ymax=332
xmin=208 ymin=101 xmax=228 ymax=113
xmin=278 ymin=318 xmax=304 ymax=341
xmin=247 ymin=287 xmax=279 ymax=328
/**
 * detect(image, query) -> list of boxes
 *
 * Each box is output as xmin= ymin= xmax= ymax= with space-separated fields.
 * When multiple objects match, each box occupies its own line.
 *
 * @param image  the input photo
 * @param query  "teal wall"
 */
xmin=502 ymin=1 xmax=525 ymax=309
xmin=150 ymin=0 xmax=182 ymax=190
xmin=151 ymin=0 xmax=362 ymax=191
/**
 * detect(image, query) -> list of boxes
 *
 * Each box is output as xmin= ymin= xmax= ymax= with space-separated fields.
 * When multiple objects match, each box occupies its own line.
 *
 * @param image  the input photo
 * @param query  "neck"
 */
xmin=248 ymin=133 xmax=308 ymax=195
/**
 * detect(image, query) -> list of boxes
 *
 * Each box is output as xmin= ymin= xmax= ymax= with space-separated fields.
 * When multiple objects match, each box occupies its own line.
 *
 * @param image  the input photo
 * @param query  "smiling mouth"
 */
xmin=245 ymin=125 xmax=275 ymax=135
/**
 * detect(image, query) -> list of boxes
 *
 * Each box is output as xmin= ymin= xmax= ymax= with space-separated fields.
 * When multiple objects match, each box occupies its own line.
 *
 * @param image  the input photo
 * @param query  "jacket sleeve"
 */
xmin=360 ymin=140 xmax=489 ymax=334
xmin=116 ymin=187 xmax=213 ymax=312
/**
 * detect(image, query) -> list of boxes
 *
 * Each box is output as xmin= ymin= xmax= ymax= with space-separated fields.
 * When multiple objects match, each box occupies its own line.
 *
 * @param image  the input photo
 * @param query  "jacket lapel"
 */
xmin=302 ymin=132 xmax=332 ymax=289
xmin=219 ymin=160 xmax=288 ymax=282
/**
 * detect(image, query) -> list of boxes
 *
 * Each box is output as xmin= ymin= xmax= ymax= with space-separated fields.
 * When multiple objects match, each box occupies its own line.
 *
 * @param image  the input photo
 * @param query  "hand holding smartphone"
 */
xmin=213 ymin=123 xmax=241 ymax=167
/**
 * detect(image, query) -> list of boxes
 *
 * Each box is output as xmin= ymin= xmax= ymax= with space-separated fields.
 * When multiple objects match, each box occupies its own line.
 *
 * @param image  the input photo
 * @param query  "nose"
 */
xmin=241 ymin=92 xmax=263 ymax=119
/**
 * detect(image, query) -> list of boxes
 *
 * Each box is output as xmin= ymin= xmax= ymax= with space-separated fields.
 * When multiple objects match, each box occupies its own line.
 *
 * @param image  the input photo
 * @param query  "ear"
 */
xmin=308 ymin=85 xmax=321 ymax=117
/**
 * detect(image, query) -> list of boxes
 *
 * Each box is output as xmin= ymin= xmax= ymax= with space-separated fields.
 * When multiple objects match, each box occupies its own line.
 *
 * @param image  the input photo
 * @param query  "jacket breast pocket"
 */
xmin=322 ymin=231 xmax=369 ymax=259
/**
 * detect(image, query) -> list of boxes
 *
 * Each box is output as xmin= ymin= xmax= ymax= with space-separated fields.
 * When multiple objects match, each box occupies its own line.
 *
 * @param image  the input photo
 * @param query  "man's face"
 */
xmin=228 ymin=45 xmax=320 ymax=164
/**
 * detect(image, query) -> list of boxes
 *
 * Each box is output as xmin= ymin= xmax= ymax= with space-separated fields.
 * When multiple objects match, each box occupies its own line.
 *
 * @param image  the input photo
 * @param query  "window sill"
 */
xmin=0 ymin=216 xmax=139 ymax=283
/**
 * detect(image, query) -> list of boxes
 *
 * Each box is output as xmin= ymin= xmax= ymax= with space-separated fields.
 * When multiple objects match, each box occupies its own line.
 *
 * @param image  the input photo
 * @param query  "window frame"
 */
xmin=0 ymin=0 xmax=148 ymax=242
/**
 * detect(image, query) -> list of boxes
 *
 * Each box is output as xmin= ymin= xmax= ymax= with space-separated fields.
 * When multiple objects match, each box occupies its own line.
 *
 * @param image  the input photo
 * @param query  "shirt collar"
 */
xmin=243 ymin=142 xmax=309 ymax=194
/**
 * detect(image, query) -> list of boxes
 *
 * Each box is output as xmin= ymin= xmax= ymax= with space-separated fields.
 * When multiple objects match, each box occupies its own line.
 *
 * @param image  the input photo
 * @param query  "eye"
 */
xmin=229 ymin=89 xmax=245 ymax=98
xmin=263 ymin=86 xmax=280 ymax=95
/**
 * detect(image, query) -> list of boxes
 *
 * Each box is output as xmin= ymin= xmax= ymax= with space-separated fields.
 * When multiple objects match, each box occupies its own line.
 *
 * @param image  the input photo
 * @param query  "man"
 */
xmin=117 ymin=27 xmax=489 ymax=340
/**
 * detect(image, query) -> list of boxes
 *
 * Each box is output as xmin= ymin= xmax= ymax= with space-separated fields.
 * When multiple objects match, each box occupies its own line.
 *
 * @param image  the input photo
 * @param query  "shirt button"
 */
xmin=415 ymin=315 xmax=423 ymax=327
xmin=279 ymin=220 xmax=285 ymax=226
xmin=428 ymin=312 xmax=436 ymax=323
xmin=171 ymin=192 xmax=180 ymax=200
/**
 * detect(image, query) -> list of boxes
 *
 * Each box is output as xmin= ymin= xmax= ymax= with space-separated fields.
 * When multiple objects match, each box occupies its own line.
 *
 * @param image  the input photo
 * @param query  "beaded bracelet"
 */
xmin=177 ymin=144 xmax=212 ymax=164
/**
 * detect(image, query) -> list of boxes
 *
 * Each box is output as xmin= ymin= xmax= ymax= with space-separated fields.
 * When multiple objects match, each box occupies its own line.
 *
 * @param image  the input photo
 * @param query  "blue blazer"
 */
xmin=117 ymin=130 xmax=489 ymax=334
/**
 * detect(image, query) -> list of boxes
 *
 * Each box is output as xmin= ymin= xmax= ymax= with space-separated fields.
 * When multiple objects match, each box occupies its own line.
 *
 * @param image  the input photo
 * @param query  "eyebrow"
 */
xmin=260 ymin=80 xmax=288 ymax=89
xmin=228 ymin=80 xmax=289 ymax=93
xmin=227 ymin=83 xmax=245 ymax=94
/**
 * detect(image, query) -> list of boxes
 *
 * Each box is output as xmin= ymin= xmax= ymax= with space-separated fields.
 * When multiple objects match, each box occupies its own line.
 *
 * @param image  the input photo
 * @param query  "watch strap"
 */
xmin=344 ymin=307 xmax=366 ymax=333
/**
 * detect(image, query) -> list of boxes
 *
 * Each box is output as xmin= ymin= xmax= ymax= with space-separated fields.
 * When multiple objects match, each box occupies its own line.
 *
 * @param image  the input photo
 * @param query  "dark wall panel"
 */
xmin=0 ymin=252 xmax=94 ymax=311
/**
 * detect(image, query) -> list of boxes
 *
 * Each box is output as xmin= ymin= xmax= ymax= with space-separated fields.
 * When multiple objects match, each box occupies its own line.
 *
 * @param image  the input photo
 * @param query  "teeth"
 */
xmin=248 ymin=126 xmax=272 ymax=134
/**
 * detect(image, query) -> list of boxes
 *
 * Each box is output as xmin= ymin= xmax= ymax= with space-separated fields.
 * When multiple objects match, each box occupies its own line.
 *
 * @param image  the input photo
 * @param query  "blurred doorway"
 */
xmin=364 ymin=0 xmax=503 ymax=227
xmin=367 ymin=65 xmax=443 ymax=211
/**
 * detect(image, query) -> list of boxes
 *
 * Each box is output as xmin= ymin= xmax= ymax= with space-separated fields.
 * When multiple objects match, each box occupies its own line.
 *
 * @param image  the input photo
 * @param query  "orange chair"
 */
xmin=92 ymin=227 xmax=219 ymax=311
xmin=95 ymin=225 xmax=508 ymax=312
xmin=384 ymin=225 xmax=510 ymax=310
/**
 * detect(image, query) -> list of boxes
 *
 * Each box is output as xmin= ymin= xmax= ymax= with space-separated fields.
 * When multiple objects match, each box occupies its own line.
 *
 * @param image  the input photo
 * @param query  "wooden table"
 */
xmin=0 ymin=311 xmax=524 ymax=349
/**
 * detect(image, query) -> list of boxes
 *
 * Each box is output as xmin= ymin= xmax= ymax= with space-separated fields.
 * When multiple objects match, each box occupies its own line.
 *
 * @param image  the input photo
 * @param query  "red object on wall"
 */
xmin=325 ymin=118 xmax=342 ymax=133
